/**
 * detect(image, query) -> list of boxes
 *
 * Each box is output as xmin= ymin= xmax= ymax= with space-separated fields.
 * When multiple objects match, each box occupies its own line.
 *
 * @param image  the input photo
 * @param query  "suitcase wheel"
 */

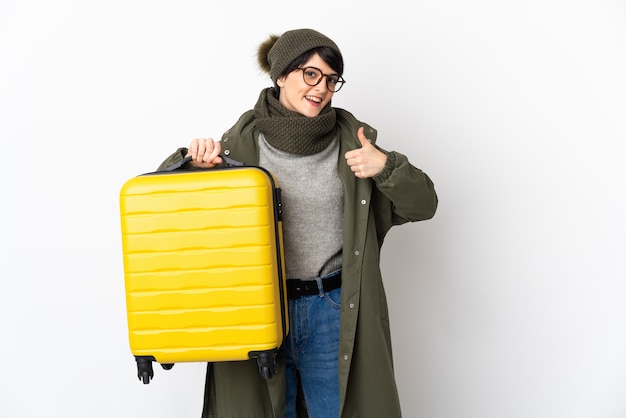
xmin=135 ymin=356 xmax=155 ymax=384
xmin=139 ymin=370 xmax=152 ymax=384
xmin=256 ymin=352 xmax=278 ymax=380
xmin=161 ymin=363 xmax=175 ymax=370
xmin=259 ymin=366 xmax=273 ymax=380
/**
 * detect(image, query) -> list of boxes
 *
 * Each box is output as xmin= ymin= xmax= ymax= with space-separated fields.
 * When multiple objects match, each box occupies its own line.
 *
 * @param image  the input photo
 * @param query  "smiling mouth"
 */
xmin=305 ymin=95 xmax=322 ymax=103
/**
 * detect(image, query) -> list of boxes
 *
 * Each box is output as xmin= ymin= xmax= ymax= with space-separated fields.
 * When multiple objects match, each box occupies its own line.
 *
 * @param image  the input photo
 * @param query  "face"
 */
xmin=276 ymin=53 xmax=336 ymax=118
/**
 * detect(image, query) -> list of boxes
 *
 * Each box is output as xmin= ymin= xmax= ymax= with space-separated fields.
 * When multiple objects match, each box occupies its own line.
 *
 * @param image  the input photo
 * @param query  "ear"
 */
xmin=276 ymin=77 xmax=285 ymax=87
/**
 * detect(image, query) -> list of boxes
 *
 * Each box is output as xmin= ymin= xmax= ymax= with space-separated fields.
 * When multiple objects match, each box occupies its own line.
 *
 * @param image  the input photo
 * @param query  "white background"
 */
xmin=1 ymin=1 xmax=625 ymax=417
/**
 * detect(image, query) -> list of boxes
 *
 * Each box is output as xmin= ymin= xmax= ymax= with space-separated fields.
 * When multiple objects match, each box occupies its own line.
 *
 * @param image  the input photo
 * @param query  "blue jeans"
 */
xmin=284 ymin=282 xmax=342 ymax=418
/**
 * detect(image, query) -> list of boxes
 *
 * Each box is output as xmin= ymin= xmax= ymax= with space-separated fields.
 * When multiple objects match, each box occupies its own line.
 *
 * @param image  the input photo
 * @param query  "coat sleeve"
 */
xmin=372 ymin=148 xmax=438 ymax=225
xmin=334 ymin=107 xmax=438 ymax=227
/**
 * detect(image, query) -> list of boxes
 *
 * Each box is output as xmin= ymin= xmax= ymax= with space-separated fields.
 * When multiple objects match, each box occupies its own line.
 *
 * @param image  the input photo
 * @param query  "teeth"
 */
xmin=306 ymin=96 xmax=322 ymax=103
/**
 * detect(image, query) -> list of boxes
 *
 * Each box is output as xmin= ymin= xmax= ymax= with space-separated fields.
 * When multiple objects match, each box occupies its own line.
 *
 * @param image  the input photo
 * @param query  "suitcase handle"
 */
xmin=161 ymin=154 xmax=244 ymax=172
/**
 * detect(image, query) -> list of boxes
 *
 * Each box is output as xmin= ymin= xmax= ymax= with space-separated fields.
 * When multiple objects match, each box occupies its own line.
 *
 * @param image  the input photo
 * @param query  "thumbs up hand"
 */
xmin=344 ymin=127 xmax=387 ymax=178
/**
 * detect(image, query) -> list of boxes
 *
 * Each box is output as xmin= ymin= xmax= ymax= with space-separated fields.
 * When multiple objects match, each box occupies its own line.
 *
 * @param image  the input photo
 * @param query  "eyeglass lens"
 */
xmin=300 ymin=67 xmax=344 ymax=92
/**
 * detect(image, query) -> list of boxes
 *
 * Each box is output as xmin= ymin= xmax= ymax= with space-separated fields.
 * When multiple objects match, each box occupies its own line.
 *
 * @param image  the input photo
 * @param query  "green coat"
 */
xmin=158 ymin=108 xmax=438 ymax=418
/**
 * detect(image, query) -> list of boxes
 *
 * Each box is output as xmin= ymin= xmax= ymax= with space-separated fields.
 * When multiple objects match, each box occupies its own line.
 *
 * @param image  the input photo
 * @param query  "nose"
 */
xmin=315 ymin=75 xmax=330 ymax=92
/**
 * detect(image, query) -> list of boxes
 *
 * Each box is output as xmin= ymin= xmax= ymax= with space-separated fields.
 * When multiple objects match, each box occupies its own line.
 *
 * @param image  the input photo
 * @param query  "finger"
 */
xmin=206 ymin=140 xmax=222 ymax=163
xmin=357 ymin=127 xmax=370 ymax=148
xmin=188 ymin=138 xmax=199 ymax=158
xmin=203 ymin=142 xmax=221 ymax=164
xmin=197 ymin=139 xmax=211 ymax=164
xmin=344 ymin=147 xmax=363 ymax=162
xmin=349 ymin=162 xmax=362 ymax=174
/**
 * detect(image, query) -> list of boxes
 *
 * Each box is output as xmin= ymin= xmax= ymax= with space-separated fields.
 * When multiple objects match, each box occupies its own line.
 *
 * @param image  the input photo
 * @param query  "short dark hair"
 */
xmin=278 ymin=47 xmax=344 ymax=79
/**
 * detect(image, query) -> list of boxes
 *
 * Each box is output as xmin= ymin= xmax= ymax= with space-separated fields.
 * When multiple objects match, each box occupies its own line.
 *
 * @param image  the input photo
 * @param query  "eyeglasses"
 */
xmin=295 ymin=67 xmax=346 ymax=92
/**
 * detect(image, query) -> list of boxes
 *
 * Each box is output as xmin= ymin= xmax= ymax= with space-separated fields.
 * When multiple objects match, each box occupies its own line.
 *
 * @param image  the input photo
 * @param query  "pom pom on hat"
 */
xmin=256 ymin=28 xmax=342 ymax=82
xmin=257 ymin=34 xmax=279 ymax=75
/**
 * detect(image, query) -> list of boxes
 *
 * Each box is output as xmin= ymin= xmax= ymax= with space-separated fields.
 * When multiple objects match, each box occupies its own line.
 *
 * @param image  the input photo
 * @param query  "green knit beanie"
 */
xmin=257 ymin=28 xmax=343 ymax=82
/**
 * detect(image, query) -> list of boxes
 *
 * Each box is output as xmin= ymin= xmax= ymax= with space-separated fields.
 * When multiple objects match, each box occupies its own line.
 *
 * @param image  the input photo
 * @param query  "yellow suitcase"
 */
xmin=119 ymin=156 xmax=287 ymax=384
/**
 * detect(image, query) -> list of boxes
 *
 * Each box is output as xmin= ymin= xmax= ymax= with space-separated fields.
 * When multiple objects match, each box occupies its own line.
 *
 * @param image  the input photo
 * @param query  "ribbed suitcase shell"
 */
xmin=119 ymin=166 xmax=287 ymax=376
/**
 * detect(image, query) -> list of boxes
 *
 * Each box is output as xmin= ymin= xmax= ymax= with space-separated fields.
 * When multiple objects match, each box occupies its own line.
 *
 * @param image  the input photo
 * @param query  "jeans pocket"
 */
xmin=324 ymin=287 xmax=342 ymax=308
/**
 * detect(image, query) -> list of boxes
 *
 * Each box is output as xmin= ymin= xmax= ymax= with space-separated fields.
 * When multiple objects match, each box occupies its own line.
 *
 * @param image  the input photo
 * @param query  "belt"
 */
xmin=286 ymin=271 xmax=342 ymax=299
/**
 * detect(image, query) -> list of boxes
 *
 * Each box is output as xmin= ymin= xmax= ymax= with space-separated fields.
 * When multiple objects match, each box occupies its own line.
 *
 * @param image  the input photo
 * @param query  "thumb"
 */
xmin=357 ymin=127 xmax=370 ymax=148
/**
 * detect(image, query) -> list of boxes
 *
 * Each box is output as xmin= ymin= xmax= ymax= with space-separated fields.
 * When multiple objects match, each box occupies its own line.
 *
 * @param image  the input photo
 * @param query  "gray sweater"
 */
xmin=258 ymin=133 xmax=343 ymax=280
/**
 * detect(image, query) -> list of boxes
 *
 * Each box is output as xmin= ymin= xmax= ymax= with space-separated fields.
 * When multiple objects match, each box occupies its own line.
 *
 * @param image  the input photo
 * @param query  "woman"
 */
xmin=157 ymin=28 xmax=438 ymax=418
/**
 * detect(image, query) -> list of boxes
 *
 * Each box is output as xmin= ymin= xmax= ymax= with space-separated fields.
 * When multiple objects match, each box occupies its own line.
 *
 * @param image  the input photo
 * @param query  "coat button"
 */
xmin=224 ymin=150 xmax=231 ymax=155
xmin=343 ymin=355 xmax=349 ymax=361
xmin=349 ymin=303 xmax=355 ymax=309
xmin=361 ymin=199 xmax=366 ymax=205
xmin=354 ymin=250 xmax=360 ymax=256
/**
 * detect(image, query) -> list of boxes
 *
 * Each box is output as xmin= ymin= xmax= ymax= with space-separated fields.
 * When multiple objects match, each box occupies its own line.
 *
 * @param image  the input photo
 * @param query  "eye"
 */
xmin=327 ymin=76 xmax=339 ymax=85
xmin=304 ymin=69 xmax=319 ymax=79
